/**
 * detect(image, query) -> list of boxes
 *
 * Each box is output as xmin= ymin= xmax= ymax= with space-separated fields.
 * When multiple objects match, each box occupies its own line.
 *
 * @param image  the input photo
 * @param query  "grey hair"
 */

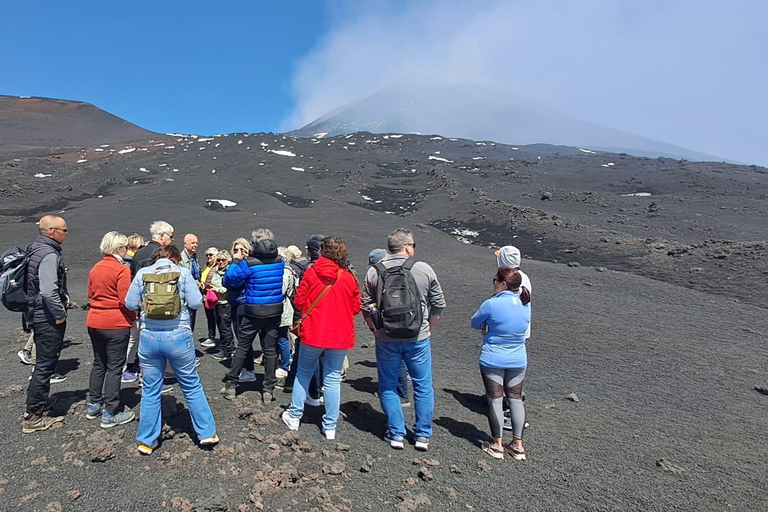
xmin=217 ymin=250 xmax=232 ymax=262
xmin=149 ymin=220 xmax=174 ymax=239
xmin=251 ymin=227 xmax=274 ymax=243
xmin=99 ymin=231 xmax=129 ymax=255
xmin=387 ymin=228 xmax=414 ymax=254
xmin=204 ymin=247 xmax=219 ymax=256
xmin=285 ymin=245 xmax=302 ymax=261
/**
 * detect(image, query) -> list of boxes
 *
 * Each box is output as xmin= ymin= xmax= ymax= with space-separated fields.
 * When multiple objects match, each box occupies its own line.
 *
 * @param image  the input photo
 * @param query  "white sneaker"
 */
xmin=322 ymin=428 xmax=336 ymax=440
xmin=238 ymin=370 xmax=256 ymax=383
xmin=281 ymin=410 xmax=300 ymax=431
xmin=304 ymin=396 xmax=323 ymax=407
xmin=275 ymin=368 xmax=289 ymax=379
xmin=200 ymin=338 xmax=216 ymax=348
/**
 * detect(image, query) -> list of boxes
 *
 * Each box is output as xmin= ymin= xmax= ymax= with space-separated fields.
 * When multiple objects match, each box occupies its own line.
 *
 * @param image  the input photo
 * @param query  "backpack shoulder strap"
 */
xmin=401 ymin=258 xmax=417 ymax=271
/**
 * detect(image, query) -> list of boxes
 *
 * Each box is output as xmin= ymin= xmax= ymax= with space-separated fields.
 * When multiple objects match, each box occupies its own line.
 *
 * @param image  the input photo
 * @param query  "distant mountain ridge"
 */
xmin=0 ymin=95 xmax=157 ymax=152
xmin=289 ymin=82 xmax=727 ymax=162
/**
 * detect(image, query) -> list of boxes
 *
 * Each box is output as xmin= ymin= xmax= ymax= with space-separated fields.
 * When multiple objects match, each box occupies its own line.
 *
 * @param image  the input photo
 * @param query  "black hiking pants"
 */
xmin=87 ymin=327 xmax=130 ymax=416
xmin=26 ymin=321 xmax=66 ymax=414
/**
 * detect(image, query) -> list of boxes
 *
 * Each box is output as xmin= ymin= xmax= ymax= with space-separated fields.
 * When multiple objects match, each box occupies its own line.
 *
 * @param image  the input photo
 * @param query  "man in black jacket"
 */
xmin=23 ymin=215 xmax=70 ymax=433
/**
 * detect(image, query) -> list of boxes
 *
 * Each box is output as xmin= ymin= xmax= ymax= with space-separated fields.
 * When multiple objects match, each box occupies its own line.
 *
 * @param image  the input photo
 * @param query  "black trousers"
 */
xmin=215 ymin=302 xmax=235 ymax=355
xmin=26 ymin=321 xmax=66 ymax=414
xmin=230 ymin=303 xmax=253 ymax=372
xmin=204 ymin=307 xmax=217 ymax=340
xmin=225 ymin=315 xmax=279 ymax=390
xmin=189 ymin=308 xmax=197 ymax=331
xmin=87 ymin=327 xmax=130 ymax=415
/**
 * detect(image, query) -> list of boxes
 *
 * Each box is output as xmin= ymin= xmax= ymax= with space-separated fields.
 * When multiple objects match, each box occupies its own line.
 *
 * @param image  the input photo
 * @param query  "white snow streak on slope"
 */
xmin=271 ymin=150 xmax=296 ymax=157
xmin=206 ymin=199 xmax=237 ymax=208
xmin=118 ymin=148 xmax=136 ymax=154
xmin=428 ymin=155 xmax=453 ymax=163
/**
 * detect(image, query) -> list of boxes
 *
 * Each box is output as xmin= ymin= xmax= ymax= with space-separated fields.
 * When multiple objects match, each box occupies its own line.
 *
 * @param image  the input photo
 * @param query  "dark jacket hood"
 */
xmin=251 ymin=239 xmax=278 ymax=260
xmin=306 ymin=234 xmax=326 ymax=261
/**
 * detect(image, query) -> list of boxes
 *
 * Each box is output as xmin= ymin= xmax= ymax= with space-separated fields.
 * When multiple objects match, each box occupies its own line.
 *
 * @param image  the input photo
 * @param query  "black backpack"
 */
xmin=0 ymin=246 xmax=40 ymax=312
xmin=374 ymin=259 xmax=423 ymax=339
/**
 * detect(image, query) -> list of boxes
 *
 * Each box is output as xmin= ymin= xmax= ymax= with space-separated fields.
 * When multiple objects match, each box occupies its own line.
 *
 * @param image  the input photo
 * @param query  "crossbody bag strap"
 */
xmin=300 ymin=268 xmax=343 ymax=321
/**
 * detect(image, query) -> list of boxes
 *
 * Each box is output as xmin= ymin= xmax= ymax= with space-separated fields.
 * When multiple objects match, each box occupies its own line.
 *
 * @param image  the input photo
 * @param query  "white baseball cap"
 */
xmin=494 ymin=246 xmax=521 ymax=268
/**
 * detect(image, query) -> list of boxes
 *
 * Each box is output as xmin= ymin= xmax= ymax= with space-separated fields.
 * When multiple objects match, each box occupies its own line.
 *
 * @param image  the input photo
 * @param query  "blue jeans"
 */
xmin=376 ymin=338 xmax=434 ymax=439
xmin=277 ymin=327 xmax=292 ymax=372
xmin=287 ymin=345 xmax=348 ymax=431
xmin=137 ymin=328 xmax=216 ymax=445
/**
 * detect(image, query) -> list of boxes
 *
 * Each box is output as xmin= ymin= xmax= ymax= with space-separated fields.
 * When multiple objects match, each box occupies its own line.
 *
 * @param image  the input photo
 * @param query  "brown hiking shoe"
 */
xmin=22 ymin=410 xmax=64 ymax=433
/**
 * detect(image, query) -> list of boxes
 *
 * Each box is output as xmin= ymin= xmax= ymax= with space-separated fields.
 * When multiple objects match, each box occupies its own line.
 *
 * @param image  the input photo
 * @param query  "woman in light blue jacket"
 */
xmin=125 ymin=245 xmax=218 ymax=455
xmin=471 ymin=267 xmax=531 ymax=461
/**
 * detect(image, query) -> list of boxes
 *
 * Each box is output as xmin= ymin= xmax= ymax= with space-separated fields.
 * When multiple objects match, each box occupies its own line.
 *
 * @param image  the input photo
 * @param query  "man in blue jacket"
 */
xmin=221 ymin=230 xmax=285 ymax=403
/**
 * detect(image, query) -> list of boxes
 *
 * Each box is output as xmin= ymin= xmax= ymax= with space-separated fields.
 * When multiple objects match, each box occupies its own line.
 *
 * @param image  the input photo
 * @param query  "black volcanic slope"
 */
xmin=0 ymin=129 xmax=766 ymax=510
xmin=289 ymin=82 xmax=726 ymax=162
xmin=0 ymin=95 xmax=158 ymax=154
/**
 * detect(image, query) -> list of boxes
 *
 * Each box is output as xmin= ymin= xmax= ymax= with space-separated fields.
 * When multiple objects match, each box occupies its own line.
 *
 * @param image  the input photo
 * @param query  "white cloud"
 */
xmin=284 ymin=0 xmax=768 ymax=165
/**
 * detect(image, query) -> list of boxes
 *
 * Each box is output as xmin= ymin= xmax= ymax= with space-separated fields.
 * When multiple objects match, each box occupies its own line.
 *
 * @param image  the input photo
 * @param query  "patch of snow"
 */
xmin=270 ymin=150 xmax=296 ymax=157
xmin=97 ymin=195 xmax=104 ymax=199
xmin=430 ymin=137 xmax=443 ymax=140
xmin=428 ymin=155 xmax=453 ymax=163
xmin=118 ymin=148 xmax=136 ymax=154
xmin=206 ymin=199 xmax=237 ymax=208
xmin=578 ymin=148 xmax=596 ymax=154
xmin=172 ymin=169 xmax=180 ymax=172
xmin=94 ymin=148 xmax=103 ymax=152
xmin=512 ymin=147 xmax=519 ymax=151
xmin=34 ymin=173 xmax=52 ymax=178
xmin=472 ymin=157 xmax=485 ymax=160
xmin=198 ymin=137 xmax=214 ymax=142
xmin=621 ymin=192 xmax=652 ymax=197
xmin=389 ymin=134 xmax=402 ymax=139
xmin=291 ymin=167 xmax=305 ymax=172
xmin=361 ymin=195 xmax=373 ymax=201
xmin=77 ymin=159 xmax=87 ymax=163
xmin=276 ymin=191 xmax=284 ymax=196
xmin=100 ymin=144 xmax=110 ymax=148
xmin=452 ymin=228 xmax=479 ymax=237
xmin=139 ymin=168 xmax=150 ymax=173
xmin=313 ymin=132 xmax=328 ymax=138
xmin=159 ymin=163 xmax=168 ymax=167
xmin=238 ymin=140 xmax=243 ymax=145
xmin=211 ymin=169 xmax=216 ymax=174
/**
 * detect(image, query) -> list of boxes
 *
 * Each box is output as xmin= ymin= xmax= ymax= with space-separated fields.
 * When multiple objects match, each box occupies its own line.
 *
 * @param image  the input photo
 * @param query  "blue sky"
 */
xmin=0 ymin=1 xmax=329 ymax=134
xmin=2 ymin=1 xmax=767 ymax=165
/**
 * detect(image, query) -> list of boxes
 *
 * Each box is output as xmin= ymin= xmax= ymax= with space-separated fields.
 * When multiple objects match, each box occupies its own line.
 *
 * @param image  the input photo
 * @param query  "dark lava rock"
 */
xmin=541 ymin=191 xmax=553 ymax=201
xmin=754 ymin=386 xmax=768 ymax=396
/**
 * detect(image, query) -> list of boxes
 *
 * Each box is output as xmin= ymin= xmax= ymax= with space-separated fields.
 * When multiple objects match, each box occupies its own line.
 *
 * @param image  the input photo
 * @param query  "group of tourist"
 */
xmin=15 ymin=215 xmax=531 ymax=461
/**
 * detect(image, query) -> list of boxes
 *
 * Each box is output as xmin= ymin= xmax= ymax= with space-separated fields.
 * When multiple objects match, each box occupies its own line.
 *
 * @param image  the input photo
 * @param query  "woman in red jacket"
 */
xmin=85 ymin=231 xmax=137 ymax=428
xmin=282 ymin=237 xmax=360 ymax=440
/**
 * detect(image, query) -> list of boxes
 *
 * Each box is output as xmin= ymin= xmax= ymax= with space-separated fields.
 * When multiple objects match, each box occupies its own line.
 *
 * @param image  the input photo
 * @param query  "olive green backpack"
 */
xmin=142 ymin=270 xmax=182 ymax=319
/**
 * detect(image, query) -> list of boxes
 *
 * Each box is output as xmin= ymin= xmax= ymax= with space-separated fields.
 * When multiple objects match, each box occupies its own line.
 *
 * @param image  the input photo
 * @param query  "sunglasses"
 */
xmin=216 ymin=259 xmax=228 ymax=263
xmin=492 ymin=277 xmax=500 ymax=283
xmin=53 ymin=227 xmax=68 ymax=233
xmin=205 ymin=253 xmax=215 ymax=257
xmin=405 ymin=242 xmax=416 ymax=248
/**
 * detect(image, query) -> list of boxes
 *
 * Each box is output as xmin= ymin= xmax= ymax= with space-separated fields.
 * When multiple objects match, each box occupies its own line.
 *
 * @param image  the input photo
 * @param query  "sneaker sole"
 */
xmin=22 ymin=417 xmax=63 ymax=434
xmin=281 ymin=414 xmax=300 ymax=431
xmin=101 ymin=416 xmax=135 ymax=429
xmin=414 ymin=442 xmax=429 ymax=452
xmin=85 ymin=413 xmax=101 ymax=420
xmin=385 ymin=437 xmax=404 ymax=449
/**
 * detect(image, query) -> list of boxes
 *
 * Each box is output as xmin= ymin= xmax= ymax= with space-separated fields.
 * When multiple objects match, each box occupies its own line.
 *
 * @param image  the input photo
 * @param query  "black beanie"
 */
xmin=306 ymin=234 xmax=327 ymax=261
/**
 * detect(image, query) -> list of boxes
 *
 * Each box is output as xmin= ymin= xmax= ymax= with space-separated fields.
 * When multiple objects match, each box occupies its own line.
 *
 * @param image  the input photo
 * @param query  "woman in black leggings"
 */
xmin=470 ymin=267 xmax=531 ymax=460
